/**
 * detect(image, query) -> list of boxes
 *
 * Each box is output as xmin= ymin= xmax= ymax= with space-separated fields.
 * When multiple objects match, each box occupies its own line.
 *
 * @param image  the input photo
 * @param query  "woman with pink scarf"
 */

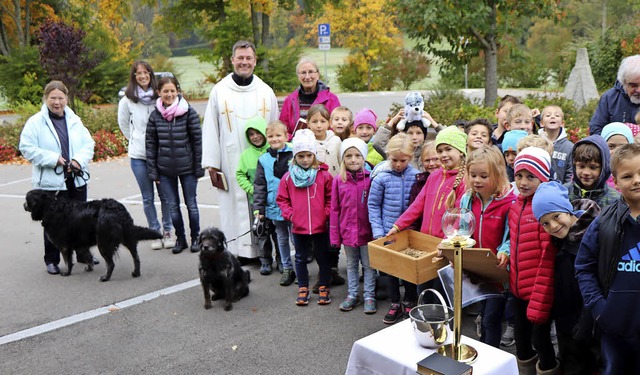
xmin=146 ymin=76 xmax=204 ymax=254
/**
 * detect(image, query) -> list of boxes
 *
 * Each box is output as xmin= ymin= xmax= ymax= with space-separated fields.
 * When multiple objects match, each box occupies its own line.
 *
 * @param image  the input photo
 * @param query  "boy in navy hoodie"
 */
xmin=575 ymin=143 xmax=640 ymax=374
xmin=564 ymin=135 xmax=619 ymax=209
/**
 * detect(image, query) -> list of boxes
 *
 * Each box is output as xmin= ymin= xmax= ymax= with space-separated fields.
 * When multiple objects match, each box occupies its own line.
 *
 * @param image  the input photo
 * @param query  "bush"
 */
xmin=92 ymin=129 xmax=127 ymax=161
xmin=0 ymin=137 xmax=18 ymax=162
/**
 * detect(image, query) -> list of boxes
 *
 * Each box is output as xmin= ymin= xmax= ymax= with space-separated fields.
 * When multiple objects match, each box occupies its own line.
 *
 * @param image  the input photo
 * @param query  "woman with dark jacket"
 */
xmin=146 ymin=76 xmax=203 ymax=254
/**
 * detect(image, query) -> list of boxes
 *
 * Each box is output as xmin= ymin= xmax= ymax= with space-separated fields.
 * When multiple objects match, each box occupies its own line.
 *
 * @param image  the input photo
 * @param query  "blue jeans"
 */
xmin=292 ymin=232 xmax=330 ymax=288
xmin=130 ymin=158 xmax=171 ymax=233
xmin=274 ymin=220 xmax=293 ymax=270
xmin=345 ymin=245 xmax=375 ymax=300
xmin=159 ymin=174 xmax=200 ymax=241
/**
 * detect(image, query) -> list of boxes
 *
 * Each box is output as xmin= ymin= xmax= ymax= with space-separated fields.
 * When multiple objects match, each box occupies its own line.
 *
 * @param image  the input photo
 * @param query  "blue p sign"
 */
xmin=318 ymin=24 xmax=330 ymax=37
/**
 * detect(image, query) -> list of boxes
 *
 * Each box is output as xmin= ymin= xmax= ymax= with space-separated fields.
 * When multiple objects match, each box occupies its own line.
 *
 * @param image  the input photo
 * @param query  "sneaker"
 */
xmin=500 ymin=324 xmax=515 ymax=347
xmin=279 ymin=269 xmax=295 ymax=286
xmin=260 ymin=263 xmax=272 ymax=276
xmin=172 ymin=237 xmax=188 ymax=254
xmin=162 ymin=232 xmax=175 ymax=249
xmin=318 ymin=286 xmax=331 ymax=305
xmin=339 ymin=295 xmax=360 ymax=311
xmin=403 ymin=301 xmax=416 ymax=320
xmin=330 ymin=267 xmax=346 ymax=286
xmin=296 ymin=287 xmax=310 ymax=306
xmin=151 ymin=235 xmax=163 ymax=250
xmin=364 ymin=299 xmax=377 ymax=314
xmin=383 ymin=303 xmax=403 ymax=324
xmin=475 ymin=314 xmax=483 ymax=338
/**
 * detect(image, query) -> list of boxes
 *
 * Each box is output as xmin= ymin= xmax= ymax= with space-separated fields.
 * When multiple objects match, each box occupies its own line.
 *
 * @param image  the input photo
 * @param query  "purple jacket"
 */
xmin=279 ymin=81 xmax=341 ymax=138
xmin=330 ymin=170 xmax=373 ymax=247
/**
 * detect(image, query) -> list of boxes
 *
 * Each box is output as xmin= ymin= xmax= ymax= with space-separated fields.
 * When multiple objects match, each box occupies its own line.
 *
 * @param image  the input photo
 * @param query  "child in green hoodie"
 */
xmin=236 ymin=117 xmax=280 ymax=275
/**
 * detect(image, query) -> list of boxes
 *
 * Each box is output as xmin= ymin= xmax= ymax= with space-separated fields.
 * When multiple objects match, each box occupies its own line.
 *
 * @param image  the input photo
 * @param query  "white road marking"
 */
xmin=0 ymin=177 xmax=32 ymax=187
xmin=0 ymin=279 xmax=201 ymax=346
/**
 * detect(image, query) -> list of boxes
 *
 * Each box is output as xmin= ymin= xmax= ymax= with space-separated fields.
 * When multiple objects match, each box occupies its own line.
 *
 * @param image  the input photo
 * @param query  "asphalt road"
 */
xmin=0 ymin=90 xmax=523 ymax=374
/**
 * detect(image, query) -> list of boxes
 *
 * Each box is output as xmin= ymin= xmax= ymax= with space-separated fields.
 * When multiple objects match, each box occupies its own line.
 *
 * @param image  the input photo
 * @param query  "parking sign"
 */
xmin=318 ymin=24 xmax=330 ymax=37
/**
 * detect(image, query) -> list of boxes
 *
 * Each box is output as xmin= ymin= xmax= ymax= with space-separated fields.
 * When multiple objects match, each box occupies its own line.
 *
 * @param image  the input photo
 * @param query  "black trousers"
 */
xmin=513 ymin=297 xmax=556 ymax=370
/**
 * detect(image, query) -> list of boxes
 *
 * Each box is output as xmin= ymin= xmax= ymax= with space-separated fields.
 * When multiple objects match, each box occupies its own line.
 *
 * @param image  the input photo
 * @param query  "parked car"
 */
xmin=118 ymin=72 xmax=175 ymax=98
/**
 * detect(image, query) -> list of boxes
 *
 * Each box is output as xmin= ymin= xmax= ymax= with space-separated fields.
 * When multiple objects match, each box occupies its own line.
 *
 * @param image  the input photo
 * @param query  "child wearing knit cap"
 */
xmin=509 ymin=147 xmax=559 ymax=374
xmin=502 ymin=129 xmax=528 ymax=182
xmin=276 ymin=129 xmax=334 ymax=306
xmin=353 ymin=108 xmax=384 ymax=166
xmin=330 ymin=138 xmax=376 ymax=314
xmin=602 ymin=122 xmax=634 ymax=191
xmin=532 ymin=181 xmax=601 ymax=374
xmin=330 ymin=106 xmax=353 ymax=141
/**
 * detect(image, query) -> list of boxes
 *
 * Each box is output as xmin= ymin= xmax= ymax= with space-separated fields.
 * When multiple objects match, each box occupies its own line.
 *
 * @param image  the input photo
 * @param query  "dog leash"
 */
xmin=224 ymin=230 xmax=250 ymax=245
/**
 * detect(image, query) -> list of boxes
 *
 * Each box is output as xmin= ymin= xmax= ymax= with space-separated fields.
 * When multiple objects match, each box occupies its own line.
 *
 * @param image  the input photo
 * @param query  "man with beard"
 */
xmin=201 ymin=40 xmax=279 ymax=259
xmin=590 ymin=54 xmax=640 ymax=136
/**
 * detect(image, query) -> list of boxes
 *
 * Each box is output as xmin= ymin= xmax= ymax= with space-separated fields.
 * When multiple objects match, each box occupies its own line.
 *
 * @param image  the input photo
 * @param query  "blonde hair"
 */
xmin=292 ymin=152 xmax=320 ymax=169
xmin=444 ymin=158 xmax=466 ymax=209
xmin=421 ymin=140 xmax=437 ymax=161
xmin=331 ymin=106 xmax=353 ymax=140
xmin=611 ymin=143 xmax=640 ymax=178
xmin=386 ymin=133 xmax=414 ymax=157
xmin=266 ymin=120 xmax=288 ymax=135
xmin=517 ymin=134 xmax=554 ymax=155
xmin=541 ymin=105 xmax=564 ymax=120
xmin=338 ymin=146 xmax=365 ymax=182
xmin=465 ymin=145 xmax=510 ymax=198
xmin=506 ymin=104 xmax=532 ymax=124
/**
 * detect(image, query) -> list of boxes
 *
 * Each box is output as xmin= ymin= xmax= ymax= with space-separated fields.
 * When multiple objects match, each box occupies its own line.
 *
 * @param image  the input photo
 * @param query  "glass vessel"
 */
xmin=441 ymin=208 xmax=476 ymax=247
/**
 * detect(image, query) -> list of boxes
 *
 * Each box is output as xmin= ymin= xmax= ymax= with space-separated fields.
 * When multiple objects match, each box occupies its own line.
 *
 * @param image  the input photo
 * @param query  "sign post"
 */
xmin=318 ymin=23 xmax=330 ymax=79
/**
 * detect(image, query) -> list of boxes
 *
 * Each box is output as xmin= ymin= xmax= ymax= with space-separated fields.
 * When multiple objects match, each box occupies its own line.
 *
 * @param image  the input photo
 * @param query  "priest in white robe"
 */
xmin=201 ymin=40 xmax=279 ymax=258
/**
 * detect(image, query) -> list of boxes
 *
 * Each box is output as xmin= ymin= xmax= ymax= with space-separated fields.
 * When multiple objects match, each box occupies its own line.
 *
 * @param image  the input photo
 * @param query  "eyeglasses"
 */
xmin=424 ymin=157 xmax=440 ymax=164
xmin=626 ymin=82 xmax=640 ymax=90
xmin=297 ymin=70 xmax=318 ymax=76
xmin=134 ymin=72 xmax=150 ymax=77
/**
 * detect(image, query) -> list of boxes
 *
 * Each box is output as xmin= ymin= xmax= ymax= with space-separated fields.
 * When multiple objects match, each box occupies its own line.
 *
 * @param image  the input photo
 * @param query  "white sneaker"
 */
xmin=162 ymin=232 xmax=176 ymax=249
xmin=501 ymin=324 xmax=515 ymax=347
xmin=151 ymin=238 xmax=163 ymax=250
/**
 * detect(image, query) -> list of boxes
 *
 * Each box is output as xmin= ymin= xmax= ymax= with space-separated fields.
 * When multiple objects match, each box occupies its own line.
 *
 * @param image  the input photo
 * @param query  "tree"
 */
xmin=0 ymin=0 xmax=56 ymax=56
xmin=395 ymin=0 xmax=561 ymax=106
xmin=38 ymin=19 xmax=102 ymax=108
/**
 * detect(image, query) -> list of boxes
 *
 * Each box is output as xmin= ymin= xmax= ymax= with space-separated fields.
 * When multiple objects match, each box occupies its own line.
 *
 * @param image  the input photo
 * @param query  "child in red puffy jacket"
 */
xmin=508 ymin=146 xmax=558 ymax=374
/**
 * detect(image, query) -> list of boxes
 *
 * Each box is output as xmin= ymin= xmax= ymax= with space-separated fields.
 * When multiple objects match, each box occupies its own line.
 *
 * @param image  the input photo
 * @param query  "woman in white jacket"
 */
xmin=19 ymin=80 xmax=96 ymax=275
xmin=118 ymin=61 xmax=174 ymax=250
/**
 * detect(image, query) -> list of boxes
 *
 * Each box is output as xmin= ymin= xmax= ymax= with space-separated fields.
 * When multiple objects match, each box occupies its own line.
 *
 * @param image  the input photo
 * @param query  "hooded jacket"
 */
xmin=563 ymin=135 xmax=620 ymax=209
xmin=589 ymin=81 xmax=640 ymax=136
xmin=236 ymin=118 xmax=269 ymax=200
xmin=394 ymin=167 xmax=466 ymax=238
xmin=253 ymin=144 xmax=294 ymax=221
xmin=575 ymin=197 xmax=640 ymax=339
xmin=279 ymin=81 xmax=341 ymax=138
xmin=329 ymin=170 xmax=373 ymax=247
xmin=508 ymin=193 xmax=557 ymax=324
xmin=19 ymin=104 xmax=95 ymax=190
xmin=276 ymin=163 xmax=333 ymax=235
xmin=368 ymin=163 xmax=419 ymax=238
xmin=146 ymin=96 xmax=203 ymax=180
xmin=540 ymin=127 xmax=574 ymax=184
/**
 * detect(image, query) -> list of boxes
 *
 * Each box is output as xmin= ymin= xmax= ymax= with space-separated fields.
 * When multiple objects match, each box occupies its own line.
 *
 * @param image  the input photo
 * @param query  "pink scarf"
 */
xmin=156 ymin=97 xmax=187 ymax=121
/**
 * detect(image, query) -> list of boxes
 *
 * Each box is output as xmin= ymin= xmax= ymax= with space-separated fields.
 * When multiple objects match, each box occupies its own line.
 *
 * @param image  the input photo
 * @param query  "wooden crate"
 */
xmin=368 ymin=230 xmax=448 ymax=284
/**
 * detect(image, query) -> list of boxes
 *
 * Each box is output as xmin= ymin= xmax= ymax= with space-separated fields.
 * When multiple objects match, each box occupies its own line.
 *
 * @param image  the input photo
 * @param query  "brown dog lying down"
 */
xmin=24 ymin=189 xmax=162 ymax=281
xmin=198 ymin=227 xmax=251 ymax=310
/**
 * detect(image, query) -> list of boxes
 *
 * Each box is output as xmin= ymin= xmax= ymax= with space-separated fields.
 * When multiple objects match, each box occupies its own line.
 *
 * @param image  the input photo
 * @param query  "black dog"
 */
xmin=24 ymin=189 xmax=162 ymax=281
xmin=198 ymin=227 xmax=250 ymax=310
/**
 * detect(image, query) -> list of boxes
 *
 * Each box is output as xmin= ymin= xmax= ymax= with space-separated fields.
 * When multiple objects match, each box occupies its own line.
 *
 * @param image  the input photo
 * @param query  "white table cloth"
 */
xmin=345 ymin=320 xmax=518 ymax=374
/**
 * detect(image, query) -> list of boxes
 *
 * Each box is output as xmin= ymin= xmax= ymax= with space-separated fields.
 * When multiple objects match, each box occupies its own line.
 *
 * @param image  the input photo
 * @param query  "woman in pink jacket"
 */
xmin=277 ymin=129 xmax=333 ymax=307
xmin=280 ymin=58 xmax=341 ymax=139
xmin=329 ymin=138 xmax=375 ymax=314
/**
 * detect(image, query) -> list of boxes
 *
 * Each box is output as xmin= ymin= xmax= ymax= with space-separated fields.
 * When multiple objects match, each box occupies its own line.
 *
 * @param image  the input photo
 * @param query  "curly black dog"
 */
xmin=24 ymin=189 xmax=162 ymax=282
xmin=199 ymin=227 xmax=250 ymax=310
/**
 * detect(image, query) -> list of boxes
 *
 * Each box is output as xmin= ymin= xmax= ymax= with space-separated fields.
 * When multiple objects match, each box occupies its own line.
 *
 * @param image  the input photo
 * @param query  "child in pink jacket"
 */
xmin=277 ymin=129 xmax=333 ymax=306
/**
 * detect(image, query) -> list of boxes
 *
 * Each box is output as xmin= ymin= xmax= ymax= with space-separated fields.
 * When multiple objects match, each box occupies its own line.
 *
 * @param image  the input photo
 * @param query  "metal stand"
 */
xmin=438 ymin=240 xmax=478 ymax=364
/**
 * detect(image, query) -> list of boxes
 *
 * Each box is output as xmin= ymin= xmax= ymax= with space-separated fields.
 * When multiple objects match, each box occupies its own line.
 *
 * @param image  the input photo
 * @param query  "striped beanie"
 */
xmin=514 ymin=146 xmax=551 ymax=182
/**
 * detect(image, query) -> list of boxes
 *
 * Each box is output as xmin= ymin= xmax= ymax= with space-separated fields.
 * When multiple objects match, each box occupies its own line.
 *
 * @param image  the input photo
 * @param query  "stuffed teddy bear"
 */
xmin=397 ymin=91 xmax=431 ymax=131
